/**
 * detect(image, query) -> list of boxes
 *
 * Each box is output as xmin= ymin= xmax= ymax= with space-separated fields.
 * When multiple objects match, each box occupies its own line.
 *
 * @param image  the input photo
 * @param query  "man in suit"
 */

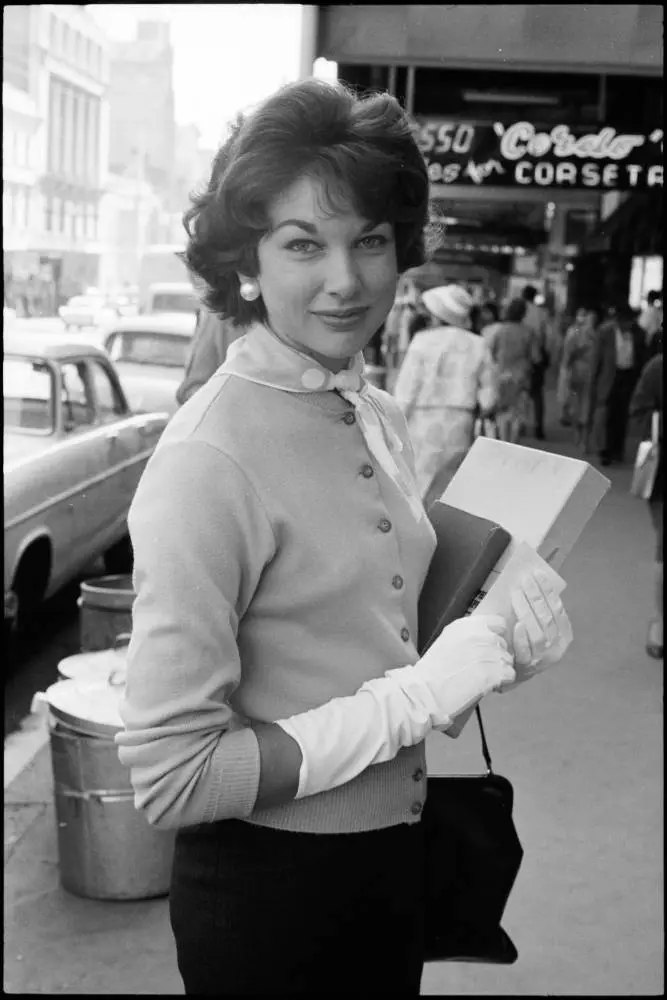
xmin=176 ymin=307 xmax=245 ymax=406
xmin=521 ymin=284 xmax=550 ymax=440
xmin=586 ymin=302 xmax=647 ymax=466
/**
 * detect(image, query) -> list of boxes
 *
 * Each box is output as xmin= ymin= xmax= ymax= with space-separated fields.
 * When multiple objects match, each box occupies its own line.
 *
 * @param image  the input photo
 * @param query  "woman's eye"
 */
xmin=358 ymin=234 xmax=389 ymax=249
xmin=285 ymin=240 xmax=321 ymax=253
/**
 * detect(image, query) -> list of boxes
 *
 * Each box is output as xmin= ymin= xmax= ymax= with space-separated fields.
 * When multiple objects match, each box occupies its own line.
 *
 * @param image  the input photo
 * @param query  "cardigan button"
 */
xmin=378 ymin=518 xmax=392 ymax=533
xmin=410 ymin=801 xmax=423 ymax=816
xmin=342 ymin=412 xmax=356 ymax=425
xmin=412 ymin=768 xmax=424 ymax=782
xmin=392 ymin=574 xmax=404 ymax=590
xmin=400 ymin=627 xmax=410 ymax=642
xmin=361 ymin=463 xmax=374 ymax=479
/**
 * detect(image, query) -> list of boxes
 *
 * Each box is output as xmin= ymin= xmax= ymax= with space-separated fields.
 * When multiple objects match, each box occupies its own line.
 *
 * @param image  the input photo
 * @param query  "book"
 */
xmin=418 ymin=502 xmax=512 ymax=656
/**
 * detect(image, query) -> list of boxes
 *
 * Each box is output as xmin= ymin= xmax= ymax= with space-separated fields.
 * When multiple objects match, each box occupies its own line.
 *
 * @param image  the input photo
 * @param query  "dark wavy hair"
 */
xmin=181 ymin=78 xmax=438 ymax=326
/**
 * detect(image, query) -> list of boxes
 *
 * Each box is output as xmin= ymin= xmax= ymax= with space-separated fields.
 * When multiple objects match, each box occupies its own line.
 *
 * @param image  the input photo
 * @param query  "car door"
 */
xmin=85 ymin=355 xmax=167 ymax=526
xmin=58 ymin=358 xmax=114 ymax=564
xmin=85 ymin=357 xmax=140 ymax=533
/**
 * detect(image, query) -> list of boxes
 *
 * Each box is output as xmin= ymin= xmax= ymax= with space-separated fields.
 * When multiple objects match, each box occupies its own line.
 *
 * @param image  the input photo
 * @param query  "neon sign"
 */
xmin=415 ymin=119 xmax=663 ymax=190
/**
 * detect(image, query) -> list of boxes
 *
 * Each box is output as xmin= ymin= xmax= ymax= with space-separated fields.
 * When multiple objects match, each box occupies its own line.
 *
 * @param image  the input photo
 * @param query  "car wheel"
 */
xmin=103 ymin=534 xmax=134 ymax=576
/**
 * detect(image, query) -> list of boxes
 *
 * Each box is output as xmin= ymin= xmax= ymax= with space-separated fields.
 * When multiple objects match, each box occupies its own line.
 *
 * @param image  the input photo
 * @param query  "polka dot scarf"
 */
xmin=220 ymin=323 xmax=425 ymax=523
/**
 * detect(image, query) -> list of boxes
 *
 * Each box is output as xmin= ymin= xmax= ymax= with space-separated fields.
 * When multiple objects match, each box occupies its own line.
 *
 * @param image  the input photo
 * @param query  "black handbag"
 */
xmin=422 ymin=706 xmax=524 ymax=964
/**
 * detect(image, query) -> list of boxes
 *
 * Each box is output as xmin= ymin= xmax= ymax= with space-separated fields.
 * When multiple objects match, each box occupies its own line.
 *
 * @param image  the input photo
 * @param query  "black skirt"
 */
xmin=169 ymin=817 xmax=426 ymax=995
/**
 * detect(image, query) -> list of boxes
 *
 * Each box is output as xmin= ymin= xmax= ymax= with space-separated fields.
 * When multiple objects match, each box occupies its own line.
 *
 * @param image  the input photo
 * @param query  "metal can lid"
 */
xmin=79 ymin=574 xmax=135 ymax=612
xmin=58 ymin=646 xmax=128 ymax=682
xmin=43 ymin=676 xmax=125 ymax=737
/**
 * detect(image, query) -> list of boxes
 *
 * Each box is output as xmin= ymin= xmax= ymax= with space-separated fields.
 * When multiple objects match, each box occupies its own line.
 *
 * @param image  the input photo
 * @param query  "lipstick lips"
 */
xmin=314 ymin=307 xmax=369 ymax=320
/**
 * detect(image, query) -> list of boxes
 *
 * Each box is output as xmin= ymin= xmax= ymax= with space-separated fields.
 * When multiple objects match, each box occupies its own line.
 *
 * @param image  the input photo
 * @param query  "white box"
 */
xmin=437 ymin=437 xmax=611 ymax=738
xmin=441 ymin=437 xmax=611 ymax=573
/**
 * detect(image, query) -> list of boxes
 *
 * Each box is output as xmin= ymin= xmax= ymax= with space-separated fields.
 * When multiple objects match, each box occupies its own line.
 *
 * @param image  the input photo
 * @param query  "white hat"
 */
xmin=422 ymin=284 xmax=474 ymax=328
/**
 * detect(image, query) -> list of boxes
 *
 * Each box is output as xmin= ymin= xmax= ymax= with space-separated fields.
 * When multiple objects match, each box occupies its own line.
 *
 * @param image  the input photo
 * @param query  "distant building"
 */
xmin=174 ymin=122 xmax=215 ymax=218
xmin=3 ymin=4 xmax=110 ymax=309
xmin=107 ymin=19 xmax=178 ymax=213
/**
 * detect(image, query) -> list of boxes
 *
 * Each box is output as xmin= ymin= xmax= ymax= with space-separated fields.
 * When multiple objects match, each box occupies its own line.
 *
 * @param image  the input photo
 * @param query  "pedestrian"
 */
xmin=629 ymin=347 xmax=663 ymax=658
xmin=482 ymin=297 xmax=533 ymax=444
xmin=393 ymin=283 xmax=498 ymax=509
xmin=638 ymin=290 xmax=663 ymax=346
xmin=558 ymin=305 xmax=601 ymax=451
xmin=586 ymin=302 xmax=647 ymax=466
xmin=521 ymin=284 xmax=550 ymax=440
xmin=470 ymin=300 xmax=499 ymax=336
xmin=115 ymin=78 xmax=572 ymax=996
xmin=176 ymin=306 xmax=245 ymax=405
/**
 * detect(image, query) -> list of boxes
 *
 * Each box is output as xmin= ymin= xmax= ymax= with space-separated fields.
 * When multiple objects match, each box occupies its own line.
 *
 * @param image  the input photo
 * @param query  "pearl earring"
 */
xmin=239 ymin=280 xmax=260 ymax=302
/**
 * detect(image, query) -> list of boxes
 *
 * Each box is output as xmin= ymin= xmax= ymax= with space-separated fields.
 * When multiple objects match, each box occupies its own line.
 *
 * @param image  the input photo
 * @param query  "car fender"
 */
xmin=5 ymin=524 xmax=54 ymax=592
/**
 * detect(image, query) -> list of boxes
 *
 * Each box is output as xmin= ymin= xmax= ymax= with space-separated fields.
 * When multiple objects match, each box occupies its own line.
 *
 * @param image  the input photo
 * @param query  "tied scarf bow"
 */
xmin=221 ymin=324 xmax=425 ymax=523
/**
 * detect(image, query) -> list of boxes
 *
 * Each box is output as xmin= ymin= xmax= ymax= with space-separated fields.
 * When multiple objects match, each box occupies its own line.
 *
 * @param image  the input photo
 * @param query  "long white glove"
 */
xmin=500 ymin=567 xmax=573 ymax=690
xmin=276 ymin=614 xmax=515 ymax=800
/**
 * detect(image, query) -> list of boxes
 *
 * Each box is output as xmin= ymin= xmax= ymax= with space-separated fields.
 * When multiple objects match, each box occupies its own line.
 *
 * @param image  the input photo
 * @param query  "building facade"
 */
xmin=307 ymin=4 xmax=663 ymax=311
xmin=3 ymin=4 xmax=110 ymax=311
xmin=107 ymin=19 xmax=178 ymax=215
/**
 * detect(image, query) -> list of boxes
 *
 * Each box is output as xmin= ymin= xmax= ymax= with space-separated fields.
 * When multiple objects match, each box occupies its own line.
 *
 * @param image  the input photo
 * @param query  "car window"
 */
xmin=107 ymin=331 xmax=191 ymax=367
xmin=88 ymin=360 xmax=126 ymax=420
xmin=151 ymin=292 xmax=198 ymax=314
xmin=60 ymin=361 xmax=95 ymax=430
xmin=3 ymin=358 xmax=55 ymax=434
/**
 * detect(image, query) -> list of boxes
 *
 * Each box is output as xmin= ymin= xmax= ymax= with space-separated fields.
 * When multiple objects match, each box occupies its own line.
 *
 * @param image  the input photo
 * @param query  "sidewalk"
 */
xmin=4 ymin=389 xmax=663 ymax=995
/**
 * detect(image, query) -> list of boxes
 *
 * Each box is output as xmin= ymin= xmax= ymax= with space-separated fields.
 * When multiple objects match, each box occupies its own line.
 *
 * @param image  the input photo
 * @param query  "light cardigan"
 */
xmin=116 ymin=362 xmax=437 ymax=833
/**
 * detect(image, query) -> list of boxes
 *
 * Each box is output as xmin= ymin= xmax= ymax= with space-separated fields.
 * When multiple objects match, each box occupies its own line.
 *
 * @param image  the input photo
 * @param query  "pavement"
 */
xmin=4 ymin=385 xmax=663 ymax=996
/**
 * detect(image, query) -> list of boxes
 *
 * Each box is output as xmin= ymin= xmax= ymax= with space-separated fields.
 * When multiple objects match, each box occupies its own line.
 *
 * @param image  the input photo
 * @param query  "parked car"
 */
xmin=102 ymin=313 xmax=196 ymax=415
xmin=58 ymin=292 xmax=120 ymax=330
xmin=4 ymin=332 xmax=169 ymax=637
xmin=143 ymin=282 xmax=200 ymax=317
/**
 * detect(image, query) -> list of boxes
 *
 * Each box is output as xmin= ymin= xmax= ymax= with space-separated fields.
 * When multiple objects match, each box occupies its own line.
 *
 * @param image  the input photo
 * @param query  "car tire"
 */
xmin=7 ymin=551 xmax=48 ymax=641
xmin=103 ymin=534 xmax=134 ymax=576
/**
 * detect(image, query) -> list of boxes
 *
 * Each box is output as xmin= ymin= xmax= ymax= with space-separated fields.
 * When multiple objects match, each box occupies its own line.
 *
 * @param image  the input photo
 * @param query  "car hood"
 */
xmin=3 ymin=431 xmax=56 ymax=470
xmin=113 ymin=363 xmax=182 ymax=415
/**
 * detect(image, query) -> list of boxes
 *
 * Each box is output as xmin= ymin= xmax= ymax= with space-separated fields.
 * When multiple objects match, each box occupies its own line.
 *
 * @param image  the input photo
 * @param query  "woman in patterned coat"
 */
xmin=393 ymin=284 xmax=498 ymax=510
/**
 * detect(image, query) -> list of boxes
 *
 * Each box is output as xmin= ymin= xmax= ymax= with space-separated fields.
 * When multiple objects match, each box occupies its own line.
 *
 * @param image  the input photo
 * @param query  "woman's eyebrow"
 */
xmin=273 ymin=219 xmax=318 ymax=234
xmin=272 ymin=218 xmax=387 ymax=236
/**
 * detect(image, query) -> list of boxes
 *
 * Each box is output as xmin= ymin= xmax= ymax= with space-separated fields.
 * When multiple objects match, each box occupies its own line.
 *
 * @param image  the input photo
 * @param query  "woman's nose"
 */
xmin=323 ymin=251 xmax=361 ymax=298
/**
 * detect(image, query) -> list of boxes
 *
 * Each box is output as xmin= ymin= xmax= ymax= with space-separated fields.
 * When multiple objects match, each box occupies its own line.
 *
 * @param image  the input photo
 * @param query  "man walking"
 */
xmin=176 ymin=307 xmax=245 ymax=406
xmin=587 ymin=303 xmax=647 ymax=466
xmin=521 ymin=284 xmax=550 ymax=440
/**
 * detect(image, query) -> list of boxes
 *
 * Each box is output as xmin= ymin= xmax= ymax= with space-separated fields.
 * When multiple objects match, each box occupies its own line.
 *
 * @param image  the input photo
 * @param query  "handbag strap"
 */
xmin=475 ymin=705 xmax=494 ymax=774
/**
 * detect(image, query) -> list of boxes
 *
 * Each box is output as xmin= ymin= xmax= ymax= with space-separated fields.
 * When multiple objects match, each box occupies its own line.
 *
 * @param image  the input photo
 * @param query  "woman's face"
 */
xmin=575 ymin=307 xmax=588 ymax=326
xmin=244 ymin=174 xmax=398 ymax=373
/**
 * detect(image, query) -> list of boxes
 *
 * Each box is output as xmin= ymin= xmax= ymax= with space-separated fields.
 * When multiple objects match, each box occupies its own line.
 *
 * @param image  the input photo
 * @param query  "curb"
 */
xmin=4 ymin=714 xmax=50 ymax=790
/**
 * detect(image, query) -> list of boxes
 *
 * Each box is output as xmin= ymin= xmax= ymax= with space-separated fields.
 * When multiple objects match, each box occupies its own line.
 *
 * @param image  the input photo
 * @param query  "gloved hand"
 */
xmin=500 ymin=567 xmax=574 ymax=692
xmin=276 ymin=614 xmax=516 ymax=800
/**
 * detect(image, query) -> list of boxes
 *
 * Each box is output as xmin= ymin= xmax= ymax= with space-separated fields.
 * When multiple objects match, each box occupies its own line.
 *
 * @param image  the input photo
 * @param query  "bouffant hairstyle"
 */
xmin=181 ymin=78 xmax=436 ymax=326
xmin=504 ymin=298 xmax=527 ymax=323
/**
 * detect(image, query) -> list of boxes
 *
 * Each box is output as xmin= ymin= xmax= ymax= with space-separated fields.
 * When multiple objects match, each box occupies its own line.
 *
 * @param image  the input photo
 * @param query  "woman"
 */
xmin=558 ymin=305 xmax=599 ymax=450
xmin=629 ymin=344 xmax=663 ymax=658
xmin=115 ymin=79 xmax=572 ymax=995
xmin=482 ymin=297 xmax=533 ymax=444
xmin=393 ymin=283 xmax=498 ymax=510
